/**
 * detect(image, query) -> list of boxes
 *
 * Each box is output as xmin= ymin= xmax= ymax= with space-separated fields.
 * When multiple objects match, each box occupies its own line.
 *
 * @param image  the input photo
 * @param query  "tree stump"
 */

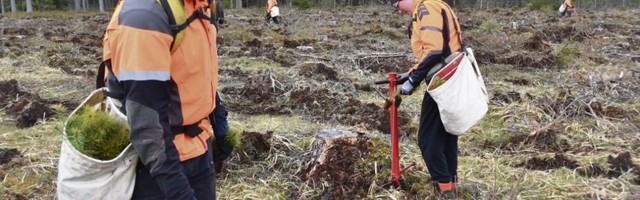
xmin=302 ymin=129 xmax=372 ymax=198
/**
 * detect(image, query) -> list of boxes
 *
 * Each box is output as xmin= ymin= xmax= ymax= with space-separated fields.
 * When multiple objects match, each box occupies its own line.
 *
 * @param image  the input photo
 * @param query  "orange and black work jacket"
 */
xmin=267 ymin=0 xmax=278 ymax=13
xmin=102 ymin=0 xmax=218 ymax=199
xmin=407 ymin=0 xmax=462 ymax=85
xmin=564 ymin=0 xmax=573 ymax=8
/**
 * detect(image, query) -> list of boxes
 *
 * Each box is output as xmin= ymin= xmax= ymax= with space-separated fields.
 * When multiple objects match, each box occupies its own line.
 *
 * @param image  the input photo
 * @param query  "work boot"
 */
xmin=433 ymin=181 xmax=457 ymax=199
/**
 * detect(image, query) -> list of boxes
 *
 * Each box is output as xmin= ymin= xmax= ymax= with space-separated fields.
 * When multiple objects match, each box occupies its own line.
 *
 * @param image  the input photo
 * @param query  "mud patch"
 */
xmin=357 ymin=56 xmax=413 ymax=74
xmin=238 ymin=131 xmax=275 ymax=160
xmin=524 ymin=33 xmax=552 ymax=52
xmin=287 ymin=87 xmax=414 ymax=134
xmin=516 ymin=153 xmax=578 ymax=170
xmin=237 ymin=131 xmax=295 ymax=161
xmin=499 ymin=51 xmax=556 ymax=69
xmin=283 ymin=38 xmax=316 ymax=49
xmin=219 ymin=67 xmax=245 ymax=77
xmin=241 ymin=38 xmax=276 ymax=58
xmin=577 ymin=164 xmax=607 ymax=177
xmin=503 ymin=130 xmax=571 ymax=152
xmin=221 ymin=72 xmax=288 ymax=115
xmin=544 ymin=25 xmax=589 ymax=43
xmin=606 ymin=152 xmax=640 ymax=183
xmin=575 ymin=152 xmax=640 ymax=183
xmin=298 ymin=62 xmax=338 ymax=81
xmin=0 ymin=80 xmax=62 ymax=128
xmin=504 ymin=78 xmax=532 ymax=86
xmin=491 ymin=91 xmax=521 ymax=105
xmin=15 ymin=101 xmax=53 ymax=128
xmin=0 ymin=148 xmax=21 ymax=165
xmin=354 ymin=83 xmax=379 ymax=92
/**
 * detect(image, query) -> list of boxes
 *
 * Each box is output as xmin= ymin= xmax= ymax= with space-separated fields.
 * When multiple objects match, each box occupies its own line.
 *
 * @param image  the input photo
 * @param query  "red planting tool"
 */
xmin=374 ymin=73 xmax=416 ymax=188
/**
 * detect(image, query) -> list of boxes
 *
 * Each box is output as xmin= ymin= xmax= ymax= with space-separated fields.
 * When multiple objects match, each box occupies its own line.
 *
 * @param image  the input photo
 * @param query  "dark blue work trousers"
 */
xmin=418 ymin=91 xmax=458 ymax=183
xmin=132 ymin=143 xmax=216 ymax=200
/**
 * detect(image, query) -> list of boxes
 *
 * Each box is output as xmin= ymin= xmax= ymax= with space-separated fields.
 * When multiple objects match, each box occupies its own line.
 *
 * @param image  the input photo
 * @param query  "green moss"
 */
xmin=66 ymin=106 xmax=129 ymax=160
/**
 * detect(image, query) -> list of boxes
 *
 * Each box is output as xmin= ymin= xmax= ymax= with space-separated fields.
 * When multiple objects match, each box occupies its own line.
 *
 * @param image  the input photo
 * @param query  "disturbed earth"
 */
xmin=0 ymin=6 xmax=640 ymax=199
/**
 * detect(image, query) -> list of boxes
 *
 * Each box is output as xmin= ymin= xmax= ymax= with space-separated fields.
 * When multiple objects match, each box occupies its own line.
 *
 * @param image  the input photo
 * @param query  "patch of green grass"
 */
xmin=528 ymin=0 xmax=556 ymax=11
xmin=554 ymin=42 xmax=580 ymax=67
xmin=292 ymin=0 xmax=314 ymax=10
xmin=221 ymin=27 xmax=254 ymax=43
xmin=235 ymin=115 xmax=320 ymax=138
xmin=479 ymin=18 xmax=500 ymax=33
xmin=0 ymin=118 xmax=62 ymax=199
xmin=2 ymin=11 xmax=106 ymax=19
xmin=220 ymin=57 xmax=286 ymax=73
xmin=464 ymin=106 xmax=509 ymax=148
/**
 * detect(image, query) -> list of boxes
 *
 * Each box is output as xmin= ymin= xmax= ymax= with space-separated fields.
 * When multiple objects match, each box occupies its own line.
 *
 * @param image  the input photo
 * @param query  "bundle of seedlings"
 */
xmin=66 ymin=106 xmax=129 ymax=160
xmin=212 ymin=126 xmax=242 ymax=153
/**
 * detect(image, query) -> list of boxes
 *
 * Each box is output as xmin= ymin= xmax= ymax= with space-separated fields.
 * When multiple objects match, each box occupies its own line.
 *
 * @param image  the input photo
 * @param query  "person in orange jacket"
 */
xmin=101 ymin=0 xmax=223 ymax=199
xmin=389 ymin=0 xmax=463 ymax=198
xmin=265 ymin=0 xmax=280 ymax=24
xmin=560 ymin=0 xmax=574 ymax=17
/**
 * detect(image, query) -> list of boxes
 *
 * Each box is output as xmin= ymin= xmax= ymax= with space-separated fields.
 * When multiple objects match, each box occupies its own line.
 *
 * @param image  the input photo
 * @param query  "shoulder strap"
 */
xmin=157 ymin=0 xmax=187 ymax=53
xmin=437 ymin=1 xmax=463 ymax=47
xmin=157 ymin=0 xmax=216 ymax=53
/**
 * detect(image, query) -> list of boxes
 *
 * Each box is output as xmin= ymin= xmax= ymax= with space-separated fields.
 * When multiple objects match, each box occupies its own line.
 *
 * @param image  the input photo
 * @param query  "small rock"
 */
xmin=296 ymin=46 xmax=314 ymax=51
xmin=316 ymin=35 xmax=328 ymax=41
xmin=15 ymin=35 xmax=26 ymax=39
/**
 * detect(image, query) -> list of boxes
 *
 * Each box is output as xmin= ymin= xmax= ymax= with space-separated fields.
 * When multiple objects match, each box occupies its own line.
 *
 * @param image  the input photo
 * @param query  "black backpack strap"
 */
xmin=96 ymin=61 xmax=107 ymax=89
xmin=172 ymin=10 xmax=211 ymax=32
xmin=159 ymin=0 xmax=179 ymax=49
xmin=96 ymin=60 xmax=125 ymax=99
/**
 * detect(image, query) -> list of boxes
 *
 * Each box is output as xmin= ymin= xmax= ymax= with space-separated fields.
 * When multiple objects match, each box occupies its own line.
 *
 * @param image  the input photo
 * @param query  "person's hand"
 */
xmin=399 ymin=78 xmax=416 ymax=95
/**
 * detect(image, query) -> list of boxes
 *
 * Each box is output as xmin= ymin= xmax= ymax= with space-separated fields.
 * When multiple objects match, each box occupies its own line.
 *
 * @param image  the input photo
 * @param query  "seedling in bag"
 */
xmin=427 ymin=52 xmax=465 ymax=91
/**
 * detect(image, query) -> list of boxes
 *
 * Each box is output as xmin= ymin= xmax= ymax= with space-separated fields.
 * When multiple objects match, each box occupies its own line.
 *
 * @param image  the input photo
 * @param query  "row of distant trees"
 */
xmin=1 ymin=0 xmax=638 ymax=13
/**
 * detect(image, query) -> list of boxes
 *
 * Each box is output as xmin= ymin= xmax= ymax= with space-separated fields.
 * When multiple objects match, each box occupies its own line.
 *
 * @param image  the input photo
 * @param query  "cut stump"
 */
xmin=302 ymin=129 xmax=372 ymax=198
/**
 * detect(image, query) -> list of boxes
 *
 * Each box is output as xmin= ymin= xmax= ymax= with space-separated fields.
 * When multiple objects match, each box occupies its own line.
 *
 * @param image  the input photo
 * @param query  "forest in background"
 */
xmin=0 ymin=0 xmax=639 ymax=14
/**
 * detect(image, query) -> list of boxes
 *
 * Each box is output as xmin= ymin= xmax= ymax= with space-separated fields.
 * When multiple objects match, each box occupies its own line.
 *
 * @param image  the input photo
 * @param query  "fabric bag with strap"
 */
xmin=423 ymin=1 xmax=489 ymax=135
xmin=57 ymin=88 xmax=138 ymax=200
xmin=427 ymin=48 xmax=488 ymax=135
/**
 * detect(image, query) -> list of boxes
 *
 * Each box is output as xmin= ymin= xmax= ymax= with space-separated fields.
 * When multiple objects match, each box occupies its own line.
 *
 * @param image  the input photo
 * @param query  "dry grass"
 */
xmin=1 ymin=7 xmax=640 ymax=200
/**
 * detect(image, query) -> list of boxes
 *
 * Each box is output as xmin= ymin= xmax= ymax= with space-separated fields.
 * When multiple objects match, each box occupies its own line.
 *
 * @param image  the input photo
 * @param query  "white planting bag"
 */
xmin=558 ymin=3 xmax=567 ymax=12
xmin=57 ymin=88 xmax=138 ymax=200
xmin=270 ymin=6 xmax=280 ymax=17
xmin=427 ymin=48 xmax=488 ymax=135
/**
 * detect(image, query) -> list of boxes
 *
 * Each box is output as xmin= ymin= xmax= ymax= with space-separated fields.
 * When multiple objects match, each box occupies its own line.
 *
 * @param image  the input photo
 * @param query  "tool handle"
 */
xmin=374 ymin=76 xmax=409 ymax=85
xmin=374 ymin=79 xmax=389 ymax=85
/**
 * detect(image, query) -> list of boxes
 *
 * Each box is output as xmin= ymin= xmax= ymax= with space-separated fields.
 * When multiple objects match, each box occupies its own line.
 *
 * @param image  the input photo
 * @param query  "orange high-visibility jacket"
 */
xmin=102 ymin=0 xmax=218 ymax=198
xmin=267 ymin=0 xmax=278 ymax=13
xmin=407 ymin=0 xmax=462 ymax=85
xmin=564 ymin=0 xmax=573 ymax=8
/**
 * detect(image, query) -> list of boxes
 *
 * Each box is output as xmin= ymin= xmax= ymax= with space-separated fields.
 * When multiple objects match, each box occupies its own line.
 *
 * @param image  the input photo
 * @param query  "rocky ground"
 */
xmin=0 ymin=6 xmax=639 ymax=199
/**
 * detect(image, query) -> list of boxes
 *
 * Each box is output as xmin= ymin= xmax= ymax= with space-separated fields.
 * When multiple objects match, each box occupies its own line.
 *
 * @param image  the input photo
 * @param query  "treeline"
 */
xmin=1 ymin=0 xmax=638 ymax=14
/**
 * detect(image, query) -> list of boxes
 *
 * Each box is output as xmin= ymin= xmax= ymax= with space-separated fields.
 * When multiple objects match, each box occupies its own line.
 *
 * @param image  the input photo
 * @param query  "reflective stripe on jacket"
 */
xmin=102 ymin=0 xmax=218 ymax=198
xmin=408 ymin=0 xmax=462 ymax=84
